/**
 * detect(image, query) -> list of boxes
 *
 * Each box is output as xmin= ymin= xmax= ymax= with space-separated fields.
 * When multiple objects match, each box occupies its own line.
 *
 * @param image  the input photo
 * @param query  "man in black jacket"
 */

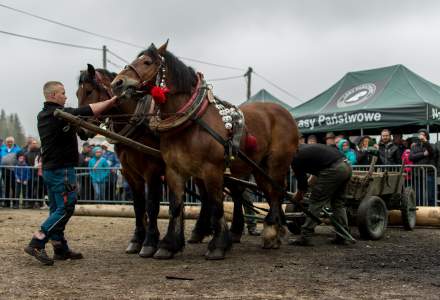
xmin=289 ymin=144 xmax=352 ymax=246
xmin=410 ymin=129 xmax=437 ymax=205
xmin=24 ymin=81 xmax=116 ymax=265
xmin=378 ymin=129 xmax=401 ymax=165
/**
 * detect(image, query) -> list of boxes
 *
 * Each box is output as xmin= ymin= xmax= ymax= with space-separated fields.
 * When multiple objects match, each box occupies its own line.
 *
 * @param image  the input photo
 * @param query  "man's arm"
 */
xmin=89 ymin=96 xmax=118 ymax=116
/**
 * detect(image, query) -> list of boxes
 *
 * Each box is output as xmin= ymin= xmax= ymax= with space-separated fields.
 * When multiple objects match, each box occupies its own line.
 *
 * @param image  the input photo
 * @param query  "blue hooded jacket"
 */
xmin=337 ymin=139 xmax=357 ymax=165
xmin=89 ymin=147 xmax=110 ymax=183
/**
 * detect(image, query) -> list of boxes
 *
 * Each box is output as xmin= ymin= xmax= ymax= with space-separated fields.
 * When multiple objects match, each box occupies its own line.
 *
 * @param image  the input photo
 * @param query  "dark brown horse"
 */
xmin=77 ymin=64 xmax=163 ymax=258
xmin=76 ymin=64 xmax=216 ymax=258
xmin=111 ymin=42 xmax=299 ymax=260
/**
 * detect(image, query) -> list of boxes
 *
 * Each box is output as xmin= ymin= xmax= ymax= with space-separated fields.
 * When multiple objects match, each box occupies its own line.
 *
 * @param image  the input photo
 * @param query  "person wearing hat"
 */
xmin=325 ymin=132 xmax=337 ymax=148
xmin=101 ymin=141 xmax=120 ymax=201
xmin=410 ymin=129 xmax=437 ymax=205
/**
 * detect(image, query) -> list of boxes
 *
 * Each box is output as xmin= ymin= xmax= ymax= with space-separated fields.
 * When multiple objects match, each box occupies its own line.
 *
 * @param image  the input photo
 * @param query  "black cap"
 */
xmin=418 ymin=128 xmax=429 ymax=140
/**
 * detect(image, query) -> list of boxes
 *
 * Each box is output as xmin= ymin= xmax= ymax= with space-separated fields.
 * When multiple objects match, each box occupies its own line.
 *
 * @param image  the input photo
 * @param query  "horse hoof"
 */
xmin=153 ymin=248 xmax=175 ymax=259
xmin=205 ymin=248 xmax=225 ymax=260
xmin=139 ymin=246 xmax=157 ymax=258
xmin=231 ymin=232 xmax=242 ymax=243
xmin=187 ymin=232 xmax=204 ymax=244
xmin=125 ymin=242 xmax=141 ymax=254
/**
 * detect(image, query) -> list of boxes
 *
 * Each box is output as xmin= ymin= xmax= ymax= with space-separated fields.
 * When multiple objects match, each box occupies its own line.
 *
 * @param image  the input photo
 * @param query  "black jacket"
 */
xmin=378 ymin=142 xmax=401 ymax=165
xmin=410 ymin=141 xmax=437 ymax=166
xmin=37 ymin=102 xmax=93 ymax=170
xmin=292 ymin=144 xmax=344 ymax=191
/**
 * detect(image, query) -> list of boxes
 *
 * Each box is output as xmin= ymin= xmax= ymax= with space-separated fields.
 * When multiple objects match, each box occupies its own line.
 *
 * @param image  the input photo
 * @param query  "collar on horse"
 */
xmin=149 ymin=72 xmax=209 ymax=132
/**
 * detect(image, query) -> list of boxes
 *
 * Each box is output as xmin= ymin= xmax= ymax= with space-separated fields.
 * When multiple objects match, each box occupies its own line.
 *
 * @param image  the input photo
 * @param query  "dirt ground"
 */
xmin=1 ymin=209 xmax=440 ymax=299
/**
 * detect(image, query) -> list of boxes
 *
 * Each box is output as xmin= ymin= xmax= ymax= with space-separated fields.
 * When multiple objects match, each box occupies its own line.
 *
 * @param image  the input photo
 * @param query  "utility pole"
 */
xmin=102 ymin=45 xmax=107 ymax=70
xmin=245 ymin=67 xmax=253 ymax=100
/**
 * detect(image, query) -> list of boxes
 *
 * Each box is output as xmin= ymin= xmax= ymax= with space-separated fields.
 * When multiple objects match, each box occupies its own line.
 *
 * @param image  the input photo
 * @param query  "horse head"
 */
xmin=111 ymin=41 xmax=197 ymax=109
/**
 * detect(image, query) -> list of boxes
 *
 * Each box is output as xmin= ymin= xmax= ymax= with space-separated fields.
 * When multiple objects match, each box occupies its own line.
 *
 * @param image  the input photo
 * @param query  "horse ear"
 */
xmin=157 ymin=39 xmax=169 ymax=56
xmin=87 ymin=64 xmax=96 ymax=77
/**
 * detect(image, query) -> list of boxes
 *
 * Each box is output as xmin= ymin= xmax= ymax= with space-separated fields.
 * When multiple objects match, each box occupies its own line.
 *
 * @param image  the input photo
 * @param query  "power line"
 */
xmin=0 ymin=2 xmax=144 ymax=49
xmin=0 ymin=29 xmax=100 ymax=50
xmin=178 ymin=56 xmax=245 ymax=71
xmin=0 ymin=3 xmax=246 ymax=71
xmin=253 ymin=71 xmax=302 ymax=102
xmin=107 ymin=59 xmax=123 ymax=70
xmin=207 ymin=75 xmax=244 ymax=82
xmin=107 ymin=49 xmax=130 ymax=64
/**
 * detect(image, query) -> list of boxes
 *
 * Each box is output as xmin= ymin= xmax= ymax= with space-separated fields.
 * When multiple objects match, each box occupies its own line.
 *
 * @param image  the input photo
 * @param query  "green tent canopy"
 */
xmin=290 ymin=64 xmax=440 ymax=134
xmin=244 ymin=89 xmax=293 ymax=111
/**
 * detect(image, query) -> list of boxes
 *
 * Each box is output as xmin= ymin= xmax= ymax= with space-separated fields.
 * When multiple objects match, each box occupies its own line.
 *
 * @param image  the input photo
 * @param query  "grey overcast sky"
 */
xmin=1 ymin=0 xmax=440 ymax=137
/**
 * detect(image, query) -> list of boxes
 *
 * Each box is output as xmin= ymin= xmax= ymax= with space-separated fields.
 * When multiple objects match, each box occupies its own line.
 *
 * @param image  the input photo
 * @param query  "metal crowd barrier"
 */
xmin=0 ymin=164 xmax=437 ymax=207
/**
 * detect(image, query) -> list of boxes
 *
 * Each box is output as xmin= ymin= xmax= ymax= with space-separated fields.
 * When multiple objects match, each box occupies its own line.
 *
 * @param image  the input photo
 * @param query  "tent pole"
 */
xmin=360 ymin=128 xmax=364 ymax=136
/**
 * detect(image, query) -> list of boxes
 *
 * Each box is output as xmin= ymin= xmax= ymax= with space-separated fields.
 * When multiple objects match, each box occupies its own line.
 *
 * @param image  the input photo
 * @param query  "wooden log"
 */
xmin=389 ymin=207 xmax=440 ymax=227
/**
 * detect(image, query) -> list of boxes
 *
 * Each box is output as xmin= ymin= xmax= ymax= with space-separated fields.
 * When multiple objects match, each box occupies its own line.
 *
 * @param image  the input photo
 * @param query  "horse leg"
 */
xmin=154 ymin=168 xmax=186 ymax=259
xmin=124 ymin=174 xmax=146 ymax=254
xmin=205 ymin=172 xmax=232 ymax=260
xmin=226 ymin=182 xmax=245 ymax=243
xmin=254 ymin=166 xmax=287 ymax=250
xmin=188 ymin=180 xmax=213 ymax=243
xmin=139 ymin=176 xmax=161 ymax=258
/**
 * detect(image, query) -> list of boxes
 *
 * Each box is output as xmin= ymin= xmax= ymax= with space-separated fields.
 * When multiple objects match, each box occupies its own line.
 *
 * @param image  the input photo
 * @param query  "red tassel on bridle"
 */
xmin=150 ymin=86 xmax=170 ymax=104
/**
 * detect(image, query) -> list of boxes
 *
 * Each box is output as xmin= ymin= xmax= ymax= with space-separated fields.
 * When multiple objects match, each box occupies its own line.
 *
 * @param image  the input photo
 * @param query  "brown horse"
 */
xmin=111 ymin=42 xmax=299 ymax=260
xmin=76 ymin=64 xmax=216 ymax=257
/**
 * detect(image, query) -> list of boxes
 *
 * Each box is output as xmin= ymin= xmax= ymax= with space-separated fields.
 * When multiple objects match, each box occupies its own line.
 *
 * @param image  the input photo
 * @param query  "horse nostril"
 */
xmin=114 ymin=79 xmax=123 ymax=87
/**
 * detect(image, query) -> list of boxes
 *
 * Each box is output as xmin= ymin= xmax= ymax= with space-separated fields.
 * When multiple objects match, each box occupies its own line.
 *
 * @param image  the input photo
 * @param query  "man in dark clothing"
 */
xmin=24 ymin=139 xmax=41 ymax=208
xmin=78 ymin=142 xmax=93 ymax=201
xmin=289 ymin=144 xmax=352 ymax=246
xmin=24 ymin=81 xmax=116 ymax=266
xmin=378 ymin=129 xmax=401 ymax=165
xmin=325 ymin=132 xmax=337 ymax=148
xmin=410 ymin=129 xmax=437 ymax=205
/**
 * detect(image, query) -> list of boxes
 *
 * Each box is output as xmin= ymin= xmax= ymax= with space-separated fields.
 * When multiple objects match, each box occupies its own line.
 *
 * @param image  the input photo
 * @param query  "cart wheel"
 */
xmin=357 ymin=196 xmax=388 ymax=240
xmin=401 ymin=187 xmax=416 ymax=231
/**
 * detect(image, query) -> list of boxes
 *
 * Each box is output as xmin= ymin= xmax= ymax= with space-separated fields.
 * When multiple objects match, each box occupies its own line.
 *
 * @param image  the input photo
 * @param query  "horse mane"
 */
xmin=138 ymin=46 xmax=197 ymax=94
xmin=78 ymin=68 xmax=117 ymax=87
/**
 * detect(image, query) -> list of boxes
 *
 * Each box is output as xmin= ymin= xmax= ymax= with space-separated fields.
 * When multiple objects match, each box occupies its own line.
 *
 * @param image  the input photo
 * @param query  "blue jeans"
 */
xmin=92 ymin=182 xmax=106 ymax=201
xmin=40 ymin=168 xmax=77 ymax=243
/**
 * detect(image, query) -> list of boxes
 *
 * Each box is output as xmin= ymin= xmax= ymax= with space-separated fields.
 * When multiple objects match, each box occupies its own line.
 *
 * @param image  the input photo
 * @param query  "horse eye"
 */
xmin=144 ymin=60 xmax=152 ymax=65
xmin=86 ymin=90 xmax=93 ymax=96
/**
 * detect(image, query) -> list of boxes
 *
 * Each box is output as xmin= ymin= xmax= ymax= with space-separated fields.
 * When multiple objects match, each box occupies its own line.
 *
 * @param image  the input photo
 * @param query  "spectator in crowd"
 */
xmin=33 ymin=152 xmax=46 ymax=203
xmin=14 ymin=152 xmax=30 ymax=209
xmin=22 ymin=136 xmax=35 ymax=153
xmin=410 ymin=129 xmax=437 ymax=205
xmin=78 ymin=142 xmax=93 ymax=201
xmin=356 ymin=136 xmax=374 ymax=165
xmin=334 ymin=134 xmax=345 ymax=147
xmin=89 ymin=146 xmax=110 ymax=201
xmin=393 ymin=133 xmax=405 ymax=157
xmin=307 ymin=134 xmax=317 ymax=144
xmin=1 ymin=136 xmax=22 ymax=207
xmin=401 ymin=138 xmax=414 ymax=182
xmin=101 ymin=141 xmax=120 ymax=201
xmin=337 ymin=138 xmax=357 ymax=165
xmin=24 ymin=139 xmax=41 ymax=208
xmin=299 ymin=134 xmax=305 ymax=145
xmin=378 ymin=129 xmax=401 ymax=165
xmin=325 ymin=132 xmax=337 ymax=148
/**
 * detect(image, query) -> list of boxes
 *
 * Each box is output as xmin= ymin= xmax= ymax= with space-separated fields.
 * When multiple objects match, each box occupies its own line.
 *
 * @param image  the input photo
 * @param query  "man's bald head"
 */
xmin=43 ymin=81 xmax=67 ymax=106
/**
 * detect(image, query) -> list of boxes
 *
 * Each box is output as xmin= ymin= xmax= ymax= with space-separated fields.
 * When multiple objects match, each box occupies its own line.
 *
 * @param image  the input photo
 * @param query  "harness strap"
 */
xmin=193 ymin=118 xmax=286 ymax=195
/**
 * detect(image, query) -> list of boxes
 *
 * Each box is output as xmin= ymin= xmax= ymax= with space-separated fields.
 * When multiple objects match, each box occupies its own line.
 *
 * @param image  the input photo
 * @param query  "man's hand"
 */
xmin=424 ymin=150 xmax=429 ymax=156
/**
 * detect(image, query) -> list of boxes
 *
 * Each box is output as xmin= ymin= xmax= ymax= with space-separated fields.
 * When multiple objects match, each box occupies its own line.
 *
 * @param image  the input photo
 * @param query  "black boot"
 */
xmin=288 ymin=235 xmax=313 ymax=247
xmin=52 ymin=241 xmax=83 ymax=260
xmin=24 ymin=238 xmax=54 ymax=266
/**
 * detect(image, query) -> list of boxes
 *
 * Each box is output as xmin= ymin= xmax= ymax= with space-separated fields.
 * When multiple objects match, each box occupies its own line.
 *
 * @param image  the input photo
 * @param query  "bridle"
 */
xmin=123 ymin=54 xmax=167 ymax=91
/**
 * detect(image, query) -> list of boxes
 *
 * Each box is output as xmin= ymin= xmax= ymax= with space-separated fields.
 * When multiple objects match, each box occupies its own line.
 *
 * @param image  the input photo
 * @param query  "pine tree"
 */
xmin=0 ymin=109 xmax=6 ymax=139
xmin=0 ymin=110 xmax=26 ymax=145
xmin=13 ymin=114 xmax=25 ymax=146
